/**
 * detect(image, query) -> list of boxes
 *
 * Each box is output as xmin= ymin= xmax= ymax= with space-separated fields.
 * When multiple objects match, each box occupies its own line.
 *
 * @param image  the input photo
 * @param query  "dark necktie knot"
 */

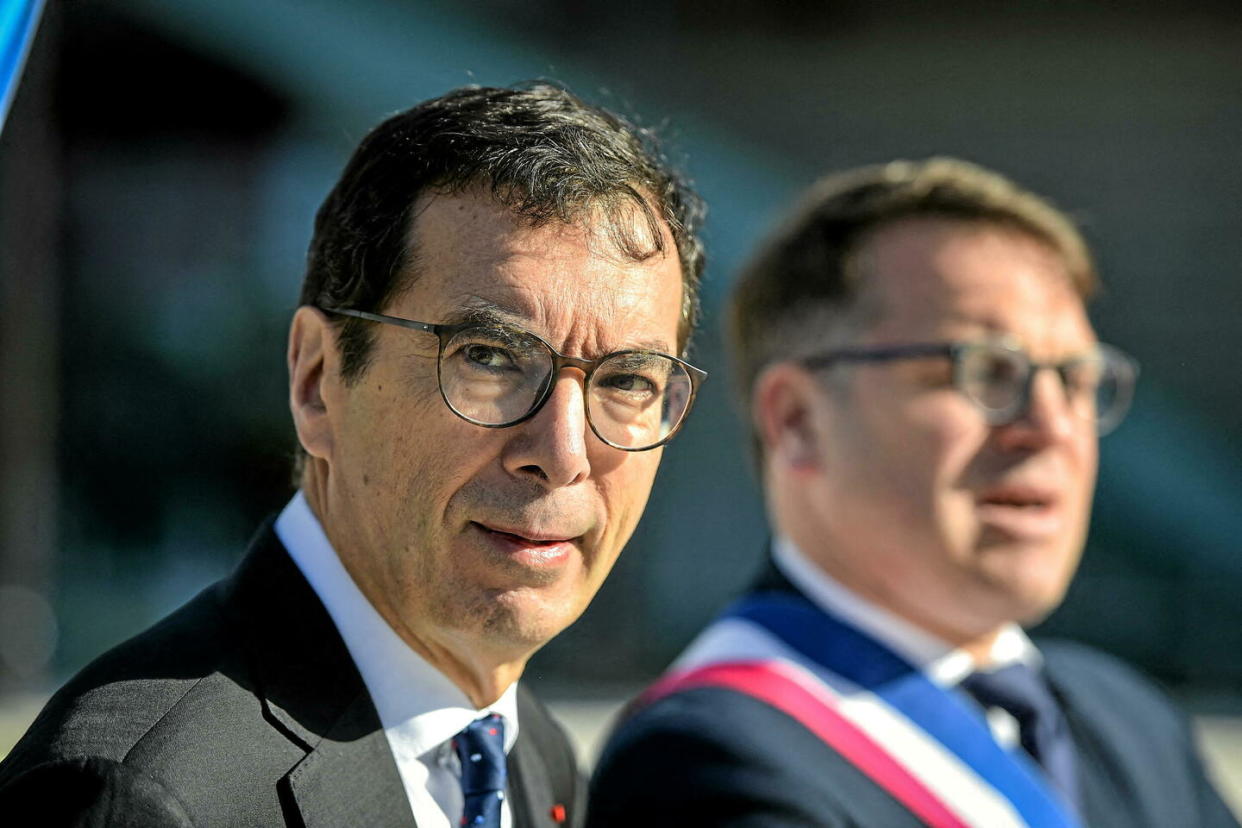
xmin=453 ymin=713 xmax=507 ymax=827
xmin=962 ymin=663 xmax=1056 ymax=733
xmin=962 ymin=663 xmax=1079 ymax=814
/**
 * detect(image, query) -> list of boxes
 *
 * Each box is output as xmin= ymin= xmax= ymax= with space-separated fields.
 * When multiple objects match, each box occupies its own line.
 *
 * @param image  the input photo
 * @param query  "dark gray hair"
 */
xmin=300 ymin=82 xmax=706 ymax=383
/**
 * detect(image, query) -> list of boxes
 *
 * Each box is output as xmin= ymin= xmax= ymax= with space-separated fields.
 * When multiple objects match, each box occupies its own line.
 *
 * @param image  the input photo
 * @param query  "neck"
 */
xmin=778 ymin=517 xmax=1009 ymax=667
xmin=405 ymin=630 xmax=527 ymax=709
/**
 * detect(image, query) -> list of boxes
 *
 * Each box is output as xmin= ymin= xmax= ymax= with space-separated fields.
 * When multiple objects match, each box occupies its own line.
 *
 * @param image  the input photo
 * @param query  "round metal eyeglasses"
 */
xmin=802 ymin=338 xmax=1139 ymax=435
xmin=324 ymin=307 xmax=707 ymax=451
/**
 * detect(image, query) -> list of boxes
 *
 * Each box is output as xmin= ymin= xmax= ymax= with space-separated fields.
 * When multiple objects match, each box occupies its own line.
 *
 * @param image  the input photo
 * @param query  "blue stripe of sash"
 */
xmin=726 ymin=592 xmax=1079 ymax=828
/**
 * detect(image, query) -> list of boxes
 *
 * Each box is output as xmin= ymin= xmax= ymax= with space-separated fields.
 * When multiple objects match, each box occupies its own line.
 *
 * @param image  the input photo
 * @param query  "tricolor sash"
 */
xmin=639 ymin=591 xmax=1080 ymax=828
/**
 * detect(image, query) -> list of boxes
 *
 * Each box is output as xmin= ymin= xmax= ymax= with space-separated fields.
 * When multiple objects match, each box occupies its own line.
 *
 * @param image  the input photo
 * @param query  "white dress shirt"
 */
xmin=772 ymin=535 xmax=1042 ymax=748
xmin=276 ymin=492 xmax=519 ymax=828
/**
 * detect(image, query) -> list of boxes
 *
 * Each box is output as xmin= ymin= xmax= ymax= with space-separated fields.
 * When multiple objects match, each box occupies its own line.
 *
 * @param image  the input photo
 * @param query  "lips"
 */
xmin=975 ymin=484 xmax=1063 ymax=539
xmin=475 ymin=521 xmax=579 ymax=544
xmin=980 ymin=489 xmax=1052 ymax=509
xmin=470 ymin=521 xmax=581 ymax=567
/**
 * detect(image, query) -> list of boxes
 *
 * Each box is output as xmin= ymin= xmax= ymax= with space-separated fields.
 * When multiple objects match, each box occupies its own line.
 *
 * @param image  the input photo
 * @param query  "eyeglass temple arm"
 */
xmin=801 ymin=343 xmax=953 ymax=370
xmin=321 ymin=307 xmax=438 ymax=335
xmin=682 ymin=362 xmax=709 ymax=383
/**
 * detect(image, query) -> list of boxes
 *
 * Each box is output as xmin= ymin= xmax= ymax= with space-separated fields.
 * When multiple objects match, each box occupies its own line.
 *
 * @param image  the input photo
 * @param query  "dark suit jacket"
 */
xmin=588 ymin=565 xmax=1238 ymax=828
xmin=0 ymin=522 xmax=585 ymax=827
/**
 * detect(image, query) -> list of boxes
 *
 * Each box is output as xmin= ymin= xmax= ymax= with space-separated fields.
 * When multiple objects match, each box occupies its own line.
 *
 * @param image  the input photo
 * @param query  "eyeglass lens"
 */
xmin=439 ymin=326 xmax=551 ymax=425
xmin=955 ymin=343 xmax=1134 ymax=433
xmin=438 ymin=325 xmax=694 ymax=449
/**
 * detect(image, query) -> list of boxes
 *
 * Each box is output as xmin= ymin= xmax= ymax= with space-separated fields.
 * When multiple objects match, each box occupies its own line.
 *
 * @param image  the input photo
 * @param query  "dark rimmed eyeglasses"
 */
xmin=802 ymin=338 xmax=1139 ymax=435
xmin=323 ymin=307 xmax=707 ymax=451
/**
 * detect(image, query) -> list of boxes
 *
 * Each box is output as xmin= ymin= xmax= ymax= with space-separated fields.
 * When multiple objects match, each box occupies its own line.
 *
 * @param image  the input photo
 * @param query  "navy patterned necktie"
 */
xmin=961 ymin=663 xmax=1079 ymax=814
xmin=453 ymin=713 xmax=507 ymax=827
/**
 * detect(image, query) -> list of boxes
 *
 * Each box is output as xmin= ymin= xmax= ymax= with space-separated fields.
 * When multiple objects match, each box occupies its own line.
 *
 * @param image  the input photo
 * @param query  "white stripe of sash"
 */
xmin=676 ymin=617 xmax=1030 ymax=828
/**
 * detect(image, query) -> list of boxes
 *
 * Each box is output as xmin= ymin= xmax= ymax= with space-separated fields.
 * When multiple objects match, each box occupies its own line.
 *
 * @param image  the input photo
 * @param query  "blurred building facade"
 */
xmin=1 ymin=0 xmax=1240 ymax=702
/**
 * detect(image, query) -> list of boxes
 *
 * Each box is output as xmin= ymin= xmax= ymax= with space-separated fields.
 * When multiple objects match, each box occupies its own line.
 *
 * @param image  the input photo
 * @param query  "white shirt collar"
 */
xmin=771 ymin=535 xmax=1041 ymax=687
xmin=274 ymin=491 xmax=519 ymax=756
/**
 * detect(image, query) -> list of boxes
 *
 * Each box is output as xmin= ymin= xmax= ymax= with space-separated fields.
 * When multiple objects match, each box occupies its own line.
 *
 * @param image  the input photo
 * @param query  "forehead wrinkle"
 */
xmin=540 ymin=285 xmax=629 ymax=359
xmin=413 ymin=193 xmax=682 ymax=360
xmin=611 ymin=298 xmax=676 ymax=354
xmin=576 ymin=282 xmax=678 ymax=356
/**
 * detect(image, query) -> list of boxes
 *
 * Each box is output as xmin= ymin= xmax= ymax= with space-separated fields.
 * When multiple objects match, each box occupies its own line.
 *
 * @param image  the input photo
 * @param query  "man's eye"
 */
xmin=463 ymin=344 xmax=516 ymax=369
xmin=981 ymin=357 xmax=1022 ymax=384
xmin=910 ymin=358 xmax=954 ymax=387
xmin=601 ymin=373 xmax=658 ymax=395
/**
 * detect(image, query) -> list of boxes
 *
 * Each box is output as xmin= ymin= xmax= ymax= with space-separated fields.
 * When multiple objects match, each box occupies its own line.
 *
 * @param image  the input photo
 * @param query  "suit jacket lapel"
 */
xmin=508 ymin=733 xmax=550 ymax=828
xmin=1042 ymin=662 xmax=1135 ymax=828
xmin=507 ymin=684 xmax=566 ymax=828
xmin=284 ymin=688 xmax=415 ymax=828
xmin=224 ymin=523 xmax=414 ymax=827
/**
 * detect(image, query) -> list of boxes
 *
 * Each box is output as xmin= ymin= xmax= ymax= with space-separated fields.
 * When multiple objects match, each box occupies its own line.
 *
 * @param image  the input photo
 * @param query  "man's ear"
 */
xmin=752 ymin=362 xmax=829 ymax=473
xmin=288 ymin=306 xmax=337 ymax=461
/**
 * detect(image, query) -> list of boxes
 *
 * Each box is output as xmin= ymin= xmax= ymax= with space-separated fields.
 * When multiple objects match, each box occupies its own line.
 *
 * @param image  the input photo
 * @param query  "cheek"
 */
xmin=1069 ymin=432 xmax=1100 ymax=506
xmin=348 ymin=387 xmax=489 ymax=510
xmin=936 ymin=418 xmax=991 ymax=488
xmin=896 ymin=399 xmax=989 ymax=496
xmin=869 ymin=410 xmax=985 ymax=547
xmin=595 ymin=451 xmax=661 ymax=543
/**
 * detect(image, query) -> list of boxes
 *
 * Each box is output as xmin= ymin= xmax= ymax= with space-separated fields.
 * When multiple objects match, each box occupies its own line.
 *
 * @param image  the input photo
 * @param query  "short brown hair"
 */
xmin=728 ymin=157 xmax=1096 ymax=416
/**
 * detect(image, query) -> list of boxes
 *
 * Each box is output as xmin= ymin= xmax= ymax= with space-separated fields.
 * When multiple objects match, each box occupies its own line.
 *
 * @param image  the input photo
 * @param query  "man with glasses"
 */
xmin=0 ymin=83 xmax=705 ymax=827
xmin=590 ymin=159 xmax=1237 ymax=827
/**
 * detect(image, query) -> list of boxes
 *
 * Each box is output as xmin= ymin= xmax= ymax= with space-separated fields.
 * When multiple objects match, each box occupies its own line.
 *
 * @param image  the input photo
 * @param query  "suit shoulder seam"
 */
xmin=119 ymin=672 xmax=214 ymax=767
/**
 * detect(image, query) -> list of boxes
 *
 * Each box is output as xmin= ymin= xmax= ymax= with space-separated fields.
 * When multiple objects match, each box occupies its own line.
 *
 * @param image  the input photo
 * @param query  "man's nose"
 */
xmin=996 ymin=367 xmax=1080 ymax=450
xmin=502 ymin=371 xmax=592 ymax=487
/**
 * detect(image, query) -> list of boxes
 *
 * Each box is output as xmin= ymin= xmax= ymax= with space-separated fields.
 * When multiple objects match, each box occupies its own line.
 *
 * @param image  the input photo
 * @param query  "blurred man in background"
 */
xmin=590 ymin=159 xmax=1237 ymax=827
xmin=0 ymin=82 xmax=706 ymax=827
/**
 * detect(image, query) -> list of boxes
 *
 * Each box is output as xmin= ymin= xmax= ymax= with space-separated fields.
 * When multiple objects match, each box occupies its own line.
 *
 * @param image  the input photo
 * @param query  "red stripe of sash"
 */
xmin=640 ymin=660 xmax=971 ymax=828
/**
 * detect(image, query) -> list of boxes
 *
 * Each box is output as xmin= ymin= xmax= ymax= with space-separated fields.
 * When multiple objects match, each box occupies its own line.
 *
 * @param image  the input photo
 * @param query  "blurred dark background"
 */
xmin=2 ymin=0 xmax=1241 ymax=711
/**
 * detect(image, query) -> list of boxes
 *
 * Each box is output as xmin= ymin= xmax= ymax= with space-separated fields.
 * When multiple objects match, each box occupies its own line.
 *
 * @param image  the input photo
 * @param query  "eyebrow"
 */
xmin=447 ymin=302 xmax=519 ymax=328
xmin=448 ymin=298 xmax=675 ymax=355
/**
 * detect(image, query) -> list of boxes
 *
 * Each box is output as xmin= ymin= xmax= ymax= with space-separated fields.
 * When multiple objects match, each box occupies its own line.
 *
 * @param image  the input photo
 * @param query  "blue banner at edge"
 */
xmin=0 ymin=0 xmax=48 ymax=133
